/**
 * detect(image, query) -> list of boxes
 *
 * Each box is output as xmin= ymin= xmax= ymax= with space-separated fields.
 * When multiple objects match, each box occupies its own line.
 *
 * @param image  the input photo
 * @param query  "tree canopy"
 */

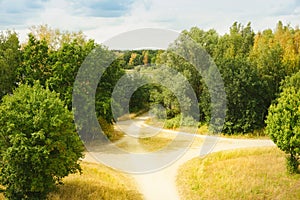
xmin=265 ymin=71 xmax=300 ymax=173
xmin=0 ymin=82 xmax=83 ymax=199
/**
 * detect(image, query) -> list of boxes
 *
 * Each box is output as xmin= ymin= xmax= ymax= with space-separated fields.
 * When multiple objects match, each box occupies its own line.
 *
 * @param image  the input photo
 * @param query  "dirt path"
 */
xmin=84 ymin=116 xmax=275 ymax=200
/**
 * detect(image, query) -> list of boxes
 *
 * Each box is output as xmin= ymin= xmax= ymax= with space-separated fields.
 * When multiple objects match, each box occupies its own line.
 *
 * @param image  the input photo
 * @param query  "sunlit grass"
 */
xmin=0 ymin=162 xmax=142 ymax=200
xmin=138 ymin=132 xmax=175 ymax=152
xmin=48 ymin=162 xmax=142 ymax=200
xmin=177 ymin=147 xmax=300 ymax=200
xmin=115 ymin=131 xmax=203 ymax=153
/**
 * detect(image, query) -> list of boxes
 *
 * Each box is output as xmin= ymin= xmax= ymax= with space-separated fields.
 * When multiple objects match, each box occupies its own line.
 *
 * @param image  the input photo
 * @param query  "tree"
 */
xmin=47 ymin=39 xmax=96 ymax=110
xmin=142 ymin=50 xmax=149 ymax=65
xmin=0 ymin=31 xmax=21 ymax=99
xmin=0 ymin=82 xmax=83 ymax=199
xmin=214 ymin=22 xmax=254 ymax=61
xmin=128 ymin=52 xmax=142 ymax=67
xmin=218 ymin=57 xmax=266 ymax=134
xmin=18 ymin=34 xmax=50 ymax=86
xmin=96 ymin=55 xmax=125 ymax=122
xmin=183 ymin=27 xmax=219 ymax=57
xmin=265 ymin=71 xmax=300 ymax=173
xmin=29 ymin=25 xmax=87 ymax=50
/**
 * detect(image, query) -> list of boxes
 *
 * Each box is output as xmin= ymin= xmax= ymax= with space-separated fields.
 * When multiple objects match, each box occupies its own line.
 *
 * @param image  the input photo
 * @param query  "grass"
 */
xmin=115 ymin=131 xmax=175 ymax=153
xmin=138 ymin=132 xmax=175 ymax=152
xmin=0 ymin=162 xmax=142 ymax=200
xmin=177 ymin=147 xmax=300 ymax=200
xmin=115 ymin=131 xmax=203 ymax=153
xmin=49 ymin=162 xmax=142 ymax=200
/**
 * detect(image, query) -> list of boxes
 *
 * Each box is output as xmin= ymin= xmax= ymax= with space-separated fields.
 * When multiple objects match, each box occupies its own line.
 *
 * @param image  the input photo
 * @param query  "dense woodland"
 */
xmin=0 ymin=22 xmax=300 ymax=135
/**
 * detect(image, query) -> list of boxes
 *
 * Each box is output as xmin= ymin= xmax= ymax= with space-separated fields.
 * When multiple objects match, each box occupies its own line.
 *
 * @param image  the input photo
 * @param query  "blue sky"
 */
xmin=0 ymin=0 xmax=300 ymax=43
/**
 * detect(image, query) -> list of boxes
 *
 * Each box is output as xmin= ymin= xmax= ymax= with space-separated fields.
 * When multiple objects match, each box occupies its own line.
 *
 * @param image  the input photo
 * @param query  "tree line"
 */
xmin=138 ymin=21 xmax=300 ymax=135
xmin=1 ymin=22 xmax=299 ymax=135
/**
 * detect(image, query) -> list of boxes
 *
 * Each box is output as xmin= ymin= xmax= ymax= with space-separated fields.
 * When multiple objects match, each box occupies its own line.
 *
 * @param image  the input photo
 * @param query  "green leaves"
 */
xmin=0 ymin=31 xmax=21 ymax=99
xmin=217 ymin=57 xmax=266 ymax=134
xmin=266 ymin=72 xmax=300 ymax=173
xmin=0 ymin=82 xmax=84 ymax=199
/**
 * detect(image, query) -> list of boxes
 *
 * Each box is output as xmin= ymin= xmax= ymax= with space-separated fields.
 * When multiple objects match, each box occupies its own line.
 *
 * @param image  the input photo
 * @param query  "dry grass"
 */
xmin=138 ymin=131 xmax=175 ymax=152
xmin=0 ymin=162 xmax=142 ymax=200
xmin=177 ymin=147 xmax=300 ymax=200
xmin=115 ymin=132 xmax=175 ymax=153
xmin=116 ymin=131 xmax=203 ymax=153
xmin=144 ymin=117 xmax=165 ymax=128
xmin=48 ymin=162 xmax=142 ymax=200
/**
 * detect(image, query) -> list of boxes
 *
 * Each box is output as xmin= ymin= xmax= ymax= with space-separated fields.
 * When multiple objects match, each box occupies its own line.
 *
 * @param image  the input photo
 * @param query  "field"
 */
xmin=177 ymin=147 xmax=300 ymax=199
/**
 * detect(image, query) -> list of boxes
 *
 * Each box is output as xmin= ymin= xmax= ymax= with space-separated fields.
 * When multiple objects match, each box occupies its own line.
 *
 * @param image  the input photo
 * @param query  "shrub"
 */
xmin=265 ymin=72 xmax=300 ymax=173
xmin=0 ymin=82 xmax=84 ymax=199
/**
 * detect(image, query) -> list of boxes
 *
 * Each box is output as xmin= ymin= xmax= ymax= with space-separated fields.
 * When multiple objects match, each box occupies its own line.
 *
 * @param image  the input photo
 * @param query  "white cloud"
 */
xmin=1 ymin=0 xmax=300 ymax=45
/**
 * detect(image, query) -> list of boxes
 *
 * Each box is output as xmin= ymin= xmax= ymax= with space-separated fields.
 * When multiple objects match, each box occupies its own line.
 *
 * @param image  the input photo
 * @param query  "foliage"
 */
xmin=18 ymin=34 xmax=51 ymax=86
xmin=29 ymin=25 xmax=87 ymax=50
xmin=0 ymin=31 xmax=21 ymax=100
xmin=1 ymin=22 xmax=300 ymax=138
xmin=98 ymin=117 xmax=123 ymax=142
xmin=47 ymin=39 xmax=96 ymax=109
xmin=265 ymin=71 xmax=300 ymax=173
xmin=218 ymin=57 xmax=266 ymax=134
xmin=0 ymin=82 xmax=83 ymax=199
xmin=96 ymin=56 xmax=125 ymax=123
xmin=214 ymin=22 xmax=254 ymax=60
xmin=129 ymin=84 xmax=152 ymax=113
xmin=153 ymin=21 xmax=300 ymax=135
xmin=164 ymin=115 xmax=181 ymax=129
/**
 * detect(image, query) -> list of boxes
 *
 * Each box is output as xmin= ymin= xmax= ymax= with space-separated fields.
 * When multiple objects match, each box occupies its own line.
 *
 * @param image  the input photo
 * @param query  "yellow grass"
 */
xmin=0 ymin=162 xmax=142 ymax=200
xmin=48 ymin=162 xmax=142 ymax=200
xmin=177 ymin=147 xmax=300 ymax=200
xmin=116 ymin=131 xmax=203 ymax=153
xmin=138 ymin=131 xmax=175 ymax=152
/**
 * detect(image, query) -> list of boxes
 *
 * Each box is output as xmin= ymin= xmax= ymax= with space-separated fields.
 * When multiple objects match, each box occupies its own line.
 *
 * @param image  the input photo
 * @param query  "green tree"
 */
xmin=18 ymin=34 xmax=50 ymax=86
xmin=183 ymin=27 xmax=219 ymax=56
xmin=218 ymin=58 xmax=266 ymax=134
xmin=214 ymin=22 xmax=254 ymax=61
xmin=266 ymin=71 xmax=300 ymax=173
xmin=0 ymin=82 xmax=83 ymax=199
xmin=250 ymin=30 xmax=285 ymax=105
xmin=96 ymin=56 xmax=125 ymax=122
xmin=0 ymin=31 xmax=21 ymax=99
xmin=47 ymin=39 xmax=96 ymax=109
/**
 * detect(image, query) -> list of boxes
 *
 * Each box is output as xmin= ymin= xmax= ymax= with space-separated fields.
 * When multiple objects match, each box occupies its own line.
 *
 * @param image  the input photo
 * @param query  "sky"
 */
xmin=0 ymin=0 xmax=300 ymax=44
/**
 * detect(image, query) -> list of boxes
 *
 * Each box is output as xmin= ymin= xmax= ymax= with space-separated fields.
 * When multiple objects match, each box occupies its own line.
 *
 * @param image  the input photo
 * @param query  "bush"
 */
xmin=164 ymin=115 xmax=181 ymax=129
xmin=163 ymin=114 xmax=197 ymax=129
xmin=0 ymin=82 xmax=84 ymax=199
xmin=265 ymin=72 xmax=300 ymax=174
